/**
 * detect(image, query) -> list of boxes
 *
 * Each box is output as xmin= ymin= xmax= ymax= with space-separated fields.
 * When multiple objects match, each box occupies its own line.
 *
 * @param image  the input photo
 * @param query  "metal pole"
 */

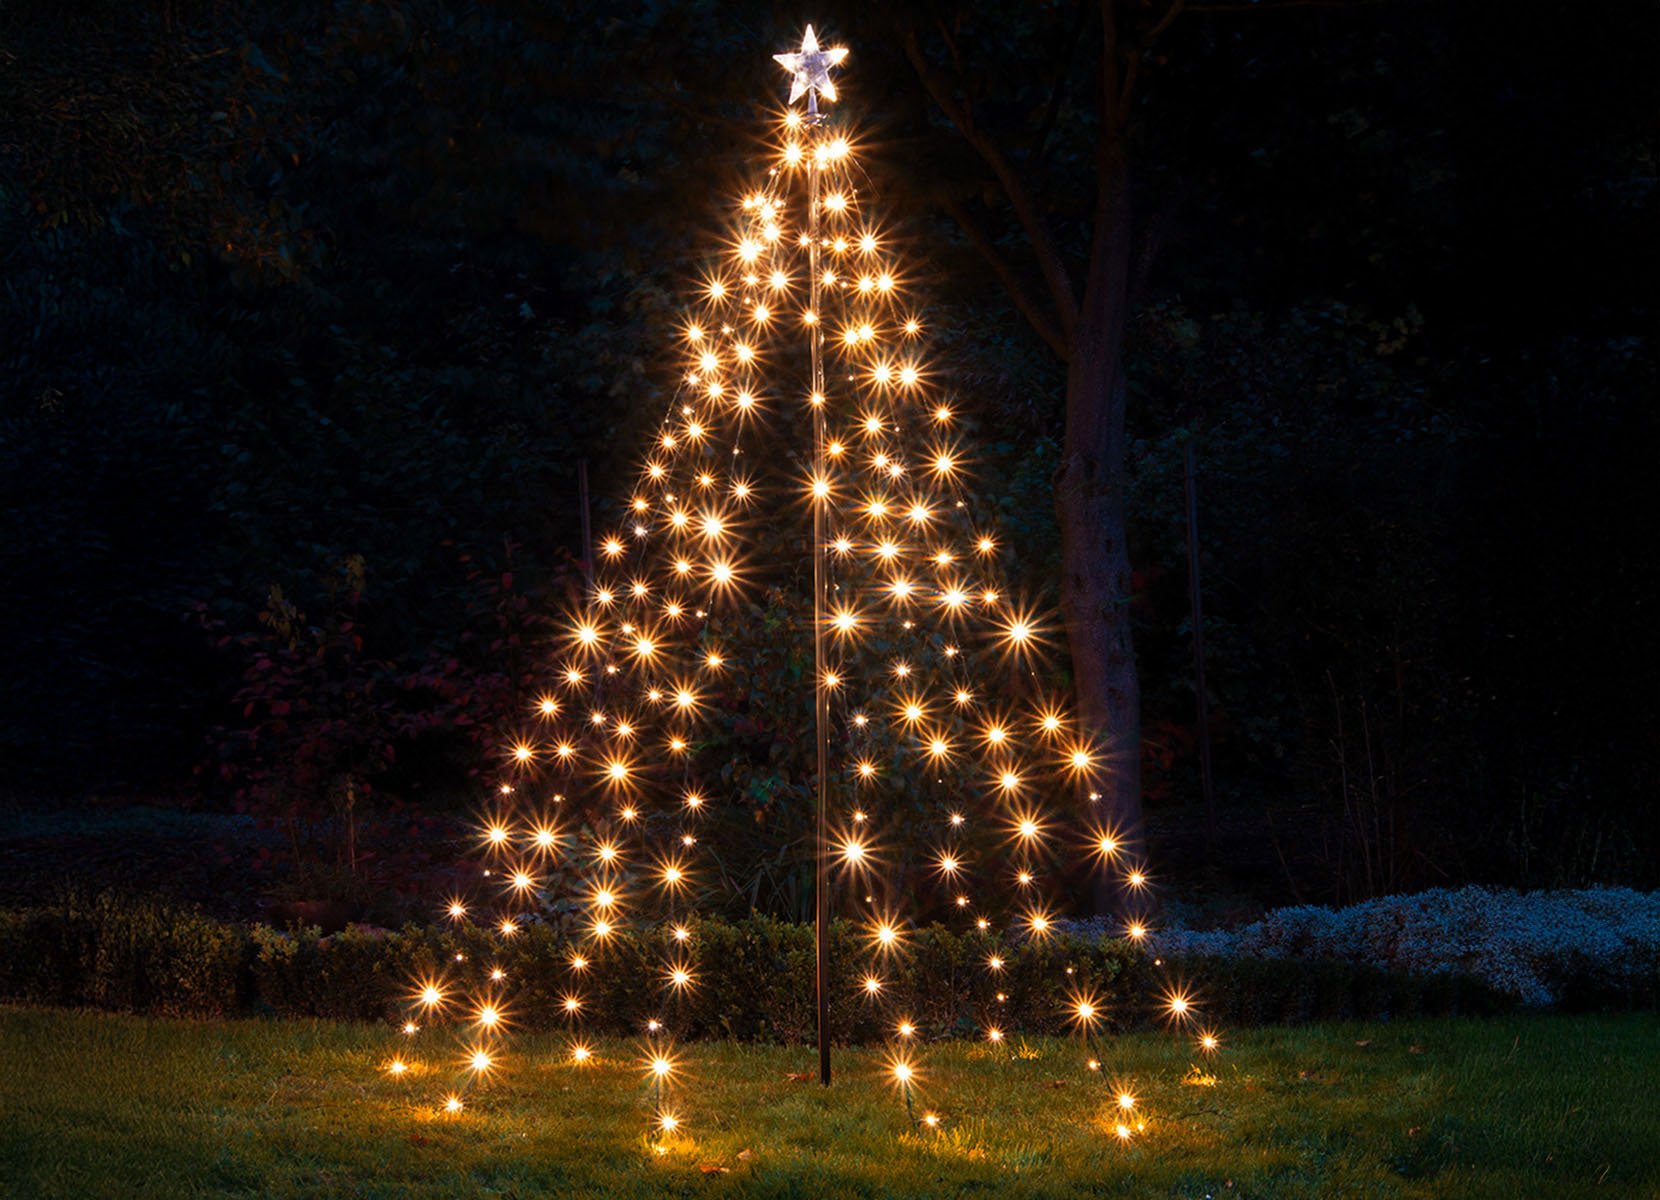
xmin=578 ymin=459 xmax=594 ymax=589
xmin=1183 ymin=439 xmax=1217 ymax=853
xmin=806 ymin=91 xmax=832 ymax=1087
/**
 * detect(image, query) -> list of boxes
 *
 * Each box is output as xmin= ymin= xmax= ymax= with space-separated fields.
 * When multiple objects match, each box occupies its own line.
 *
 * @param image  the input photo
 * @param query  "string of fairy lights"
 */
xmin=379 ymin=24 xmax=1219 ymax=1139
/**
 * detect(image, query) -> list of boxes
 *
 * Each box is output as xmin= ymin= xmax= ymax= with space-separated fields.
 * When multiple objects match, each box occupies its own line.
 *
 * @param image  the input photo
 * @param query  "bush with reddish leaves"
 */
xmin=195 ymin=548 xmax=584 ymax=902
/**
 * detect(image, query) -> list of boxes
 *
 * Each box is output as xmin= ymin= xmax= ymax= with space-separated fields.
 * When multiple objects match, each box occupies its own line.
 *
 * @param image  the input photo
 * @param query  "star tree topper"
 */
xmin=774 ymin=24 xmax=849 ymax=106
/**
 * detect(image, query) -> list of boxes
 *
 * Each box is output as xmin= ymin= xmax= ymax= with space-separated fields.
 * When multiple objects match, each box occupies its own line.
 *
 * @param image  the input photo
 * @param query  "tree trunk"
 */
xmin=904 ymin=13 xmax=1148 ymax=918
xmin=1056 ymin=134 xmax=1141 ymax=916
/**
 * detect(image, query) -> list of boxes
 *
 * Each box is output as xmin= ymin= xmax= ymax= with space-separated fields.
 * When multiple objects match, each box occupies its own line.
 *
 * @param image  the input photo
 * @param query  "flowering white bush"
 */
xmin=1140 ymin=887 xmax=1660 ymax=1007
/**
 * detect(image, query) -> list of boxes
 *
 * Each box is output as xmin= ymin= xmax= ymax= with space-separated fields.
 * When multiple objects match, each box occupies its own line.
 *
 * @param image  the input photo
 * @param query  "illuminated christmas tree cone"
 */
xmin=379 ymin=22 xmax=1218 ymax=1138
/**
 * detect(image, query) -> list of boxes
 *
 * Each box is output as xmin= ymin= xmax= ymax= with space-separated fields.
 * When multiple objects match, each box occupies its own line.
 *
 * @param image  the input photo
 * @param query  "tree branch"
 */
xmin=1117 ymin=49 xmax=1142 ymax=126
xmin=1035 ymin=4 xmax=1091 ymax=165
xmin=1144 ymin=0 xmax=1189 ymax=40
xmin=904 ymin=28 xmax=1079 ymax=350
xmin=1097 ymin=0 xmax=1123 ymax=162
xmin=1128 ymin=198 xmax=1175 ymax=309
xmin=1118 ymin=0 xmax=1190 ymax=117
xmin=942 ymin=196 xmax=1071 ymax=361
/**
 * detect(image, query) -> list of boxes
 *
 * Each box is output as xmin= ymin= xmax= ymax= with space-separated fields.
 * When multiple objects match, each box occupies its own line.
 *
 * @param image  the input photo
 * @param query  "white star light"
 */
xmin=773 ymin=24 xmax=848 ymax=105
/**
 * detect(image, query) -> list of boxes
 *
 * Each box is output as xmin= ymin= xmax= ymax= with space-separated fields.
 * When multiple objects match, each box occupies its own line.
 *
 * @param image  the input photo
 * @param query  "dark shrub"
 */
xmin=1 ymin=894 xmax=1529 ymax=1035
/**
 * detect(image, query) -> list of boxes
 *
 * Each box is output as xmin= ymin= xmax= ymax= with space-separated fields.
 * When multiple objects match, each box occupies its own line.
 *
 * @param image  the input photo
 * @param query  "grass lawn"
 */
xmin=1 ymin=1006 xmax=1656 ymax=1198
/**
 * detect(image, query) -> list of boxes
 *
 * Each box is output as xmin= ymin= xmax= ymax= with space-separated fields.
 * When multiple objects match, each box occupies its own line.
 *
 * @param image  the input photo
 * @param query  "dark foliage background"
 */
xmin=0 ymin=0 xmax=1653 ymax=910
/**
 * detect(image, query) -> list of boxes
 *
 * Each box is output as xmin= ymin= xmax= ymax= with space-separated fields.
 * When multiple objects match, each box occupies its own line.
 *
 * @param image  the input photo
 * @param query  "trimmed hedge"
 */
xmin=0 ymin=891 xmax=244 ymax=1018
xmin=1148 ymin=886 xmax=1660 ymax=1009
xmin=0 ymin=891 xmax=1516 ymax=1036
xmin=246 ymin=914 xmax=1148 ymax=1040
xmin=1154 ymin=954 xmax=1512 ymax=1026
